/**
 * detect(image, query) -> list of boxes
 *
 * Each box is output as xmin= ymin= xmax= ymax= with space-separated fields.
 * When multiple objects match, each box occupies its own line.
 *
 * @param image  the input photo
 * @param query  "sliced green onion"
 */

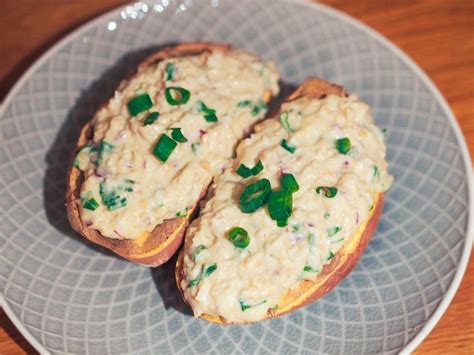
xmin=280 ymin=139 xmax=296 ymax=153
xmin=237 ymin=100 xmax=252 ymax=108
xmin=165 ymin=63 xmax=174 ymax=81
xmin=281 ymin=173 xmax=299 ymax=193
xmin=303 ymin=265 xmax=315 ymax=272
xmin=251 ymin=160 xmax=264 ymax=176
xmin=327 ymin=226 xmax=341 ymax=237
xmin=165 ymin=87 xmax=190 ymax=106
xmin=268 ymin=189 xmax=293 ymax=221
xmin=82 ymin=196 xmax=99 ymax=211
xmin=236 ymin=160 xmax=264 ymax=178
xmin=204 ymin=263 xmax=217 ymax=277
xmin=229 ymin=227 xmax=250 ymax=249
xmin=251 ymin=101 xmax=267 ymax=116
xmin=335 ymin=137 xmax=352 ymax=154
xmin=316 ymin=186 xmax=338 ymax=198
xmin=153 ymin=134 xmax=177 ymax=162
xmin=236 ymin=164 xmax=252 ymax=178
xmin=277 ymin=219 xmax=288 ymax=227
xmin=197 ymin=100 xmax=218 ymax=122
xmin=327 ymin=251 xmax=335 ymax=260
xmin=239 ymin=178 xmax=272 ymax=213
xmin=143 ymin=112 xmax=159 ymax=125
xmin=279 ymin=111 xmax=294 ymax=133
xmin=128 ymin=93 xmax=153 ymax=116
xmin=170 ymin=128 xmax=188 ymax=143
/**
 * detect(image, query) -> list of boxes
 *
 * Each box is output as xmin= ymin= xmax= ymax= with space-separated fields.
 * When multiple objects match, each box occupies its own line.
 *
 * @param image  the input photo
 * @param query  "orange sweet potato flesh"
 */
xmin=66 ymin=43 xmax=275 ymax=267
xmin=175 ymin=77 xmax=385 ymax=323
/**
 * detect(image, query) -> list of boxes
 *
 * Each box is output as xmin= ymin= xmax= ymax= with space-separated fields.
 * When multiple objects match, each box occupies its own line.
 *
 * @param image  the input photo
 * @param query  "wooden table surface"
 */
xmin=0 ymin=0 xmax=472 ymax=353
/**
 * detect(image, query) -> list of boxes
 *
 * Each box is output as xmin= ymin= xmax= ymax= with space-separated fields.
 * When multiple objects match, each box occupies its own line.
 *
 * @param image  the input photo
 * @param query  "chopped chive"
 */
xmin=153 ymin=134 xmax=177 ymax=162
xmin=237 ymin=100 xmax=252 ymax=108
xmin=204 ymin=263 xmax=217 ymax=277
xmin=204 ymin=113 xmax=218 ymax=122
xmin=279 ymin=111 xmax=294 ymax=133
xmin=268 ymin=189 xmax=293 ymax=222
xmin=229 ymin=227 xmax=250 ymax=249
xmin=239 ymin=178 xmax=272 ymax=213
xmin=373 ymin=165 xmax=380 ymax=178
xmin=335 ymin=137 xmax=352 ymax=154
xmin=240 ymin=301 xmax=251 ymax=311
xmin=188 ymin=262 xmax=217 ymax=288
xmin=316 ymin=186 xmax=338 ymax=198
xmin=280 ymin=139 xmax=296 ymax=153
xmin=96 ymin=140 xmax=114 ymax=166
xmin=236 ymin=160 xmax=264 ymax=178
xmin=281 ymin=173 xmax=299 ymax=193
xmin=191 ymin=143 xmax=200 ymax=154
xmin=328 ymin=251 xmax=335 ymax=260
xmin=192 ymin=245 xmax=207 ymax=261
xmin=188 ymin=278 xmax=200 ymax=287
xmin=197 ymin=100 xmax=218 ymax=122
xmin=176 ymin=211 xmax=187 ymax=217
xmin=327 ymin=226 xmax=341 ymax=237
xmin=303 ymin=265 xmax=314 ymax=272
xmin=99 ymin=181 xmax=127 ymax=211
xmin=251 ymin=101 xmax=267 ymax=116
xmin=170 ymin=128 xmax=188 ymax=143
xmin=128 ymin=93 xmax=153 ymax=116
xmin=165 ymin=63 xmax=174 ymax=81
xmin=143 ymin=112 xmax=159 ymax=125
xmin=124 ymin=179 xmax=135 ymax=192
xmin=82 ymin=196 xmax=99 ymax=211
xmin=240 ymin=299 xmax=266 ymax=312
xmin=165 ymin=87 xmax=190 ymax=105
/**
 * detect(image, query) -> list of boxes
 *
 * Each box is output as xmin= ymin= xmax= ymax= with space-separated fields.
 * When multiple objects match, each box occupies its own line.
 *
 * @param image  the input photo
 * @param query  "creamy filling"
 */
xmin=74 ymin=49 xmax=279 ymax=239
xmin=181 ymin=95 xmax=393 ymax=323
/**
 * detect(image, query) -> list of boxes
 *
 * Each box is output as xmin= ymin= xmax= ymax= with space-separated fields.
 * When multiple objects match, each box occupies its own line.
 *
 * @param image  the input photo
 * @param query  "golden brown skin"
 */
xmin=175 ymin=77 xmax=385 ymax=323
xmin=66 ymin=43 xmax=248 ymax=267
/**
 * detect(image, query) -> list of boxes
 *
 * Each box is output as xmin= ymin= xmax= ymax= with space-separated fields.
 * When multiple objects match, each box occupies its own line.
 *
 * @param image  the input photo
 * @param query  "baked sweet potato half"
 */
xmin=176 ymin=77 xmax=392 ymax=323
xmin=66 ymin=43 xmax=279 ymax=266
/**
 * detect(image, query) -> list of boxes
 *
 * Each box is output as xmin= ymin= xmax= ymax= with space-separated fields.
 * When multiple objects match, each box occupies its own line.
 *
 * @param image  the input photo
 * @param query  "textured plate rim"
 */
xmin=0 ymin=1 xmax=472 ymax=353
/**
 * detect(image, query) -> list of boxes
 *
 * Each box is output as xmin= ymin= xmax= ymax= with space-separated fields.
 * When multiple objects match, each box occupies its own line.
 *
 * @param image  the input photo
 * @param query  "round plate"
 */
xmin=1 ymin=1 xmax=472 ymax=353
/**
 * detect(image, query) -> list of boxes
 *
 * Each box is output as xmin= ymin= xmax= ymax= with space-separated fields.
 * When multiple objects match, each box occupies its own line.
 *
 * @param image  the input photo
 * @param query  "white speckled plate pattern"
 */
xmin=1 ymin=1 xmax=472 ymax=354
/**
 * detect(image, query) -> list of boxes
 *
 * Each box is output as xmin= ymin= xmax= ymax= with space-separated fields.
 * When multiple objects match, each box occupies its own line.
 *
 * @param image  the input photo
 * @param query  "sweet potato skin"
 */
xmin=66 ymin=43 xmax=231 ymax=266
xmin=175 ymin=77 xmax=385 ymax=323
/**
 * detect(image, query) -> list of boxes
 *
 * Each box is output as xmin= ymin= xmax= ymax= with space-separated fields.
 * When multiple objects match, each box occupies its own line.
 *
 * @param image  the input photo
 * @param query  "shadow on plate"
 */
xmin=150 ymin=252 xmax=193 ymax=317
xmin=42 ymin=43 xmax=178 ymax=259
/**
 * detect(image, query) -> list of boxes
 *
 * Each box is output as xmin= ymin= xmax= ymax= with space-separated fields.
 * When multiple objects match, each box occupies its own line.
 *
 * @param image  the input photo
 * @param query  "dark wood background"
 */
xmin=1 ymin=1 xmax=472 ymax=353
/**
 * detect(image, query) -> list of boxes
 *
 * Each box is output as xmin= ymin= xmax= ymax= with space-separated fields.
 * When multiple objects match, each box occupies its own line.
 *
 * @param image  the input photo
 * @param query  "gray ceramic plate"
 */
xmin=1 ymin=0 xmax=472 ymax=353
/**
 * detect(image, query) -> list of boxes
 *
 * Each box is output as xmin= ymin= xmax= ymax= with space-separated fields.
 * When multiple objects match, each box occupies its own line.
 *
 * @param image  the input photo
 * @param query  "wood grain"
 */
xmin=0 ymin=0 xmax=472 ymax=354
